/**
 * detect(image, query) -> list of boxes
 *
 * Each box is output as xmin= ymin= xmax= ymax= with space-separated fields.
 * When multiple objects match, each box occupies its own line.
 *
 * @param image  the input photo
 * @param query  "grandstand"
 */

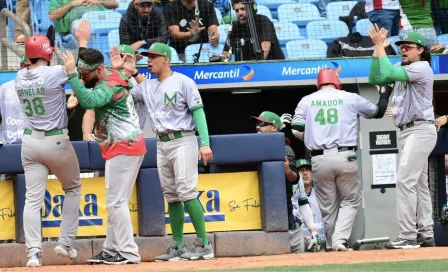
xmin=0 ymin=0 xmax=446 ymax=68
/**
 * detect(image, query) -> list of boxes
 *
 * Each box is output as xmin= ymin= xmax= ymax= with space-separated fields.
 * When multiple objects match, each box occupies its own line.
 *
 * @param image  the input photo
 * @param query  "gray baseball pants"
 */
xmin=102 ymin=154 xmax=144 ymax=263
xmin=311 ymin=149 xmax=361 ymax=249
xmin=21 ymin=129 xmax=81 ymax=258
xmin=396 ymin=122 xmax=437 ymax=241
xmin=156 ymin=132 xmax=199 ymax=203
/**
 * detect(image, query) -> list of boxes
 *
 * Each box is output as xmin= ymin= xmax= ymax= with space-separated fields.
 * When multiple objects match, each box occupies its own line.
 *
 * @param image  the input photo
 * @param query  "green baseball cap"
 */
xmin=119 ymin=44 xmax=143 ymax=61
xmin=395 ymin=32 xmax=426 ymax=47
xmin=141 ymin=42 xmax=171 ymax=60
xmin=251 ymin=111 xmax=281 ymax=128
xmin=296 ymin=159 xmax=311 ymax=169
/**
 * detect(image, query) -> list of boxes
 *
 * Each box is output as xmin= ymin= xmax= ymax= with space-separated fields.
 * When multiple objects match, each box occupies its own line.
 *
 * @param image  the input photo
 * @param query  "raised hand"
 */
xmin=368 ymin=23 xmax=387 ymax=46
xmin=122 ymin=54 xmax=137 ymax=75
xmin=62 ymin=50 xmax=76 ymax=74
xmin=110 ymin=46 xmax=124 ymax=70
xmin=75 ymin=19 xmax=91 ymax=42
xmin=280 ymin=113 xmax=292 ymax=130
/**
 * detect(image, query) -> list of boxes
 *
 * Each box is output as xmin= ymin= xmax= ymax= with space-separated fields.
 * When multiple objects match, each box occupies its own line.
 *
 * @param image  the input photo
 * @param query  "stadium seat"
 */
xmin=215 ymin=7 xmax=223 ymax=24
xmin=273 ymin=22 xmax=304 ymax=45
xmin=229 ymin=5 xmax=272 ymax=21
xmin=82 ymin=11 xmax=122 ymax=64
xmin=306 ymin=20 xmax=349 ymax=43
xmin=256 ymin=0 xmax=296 ymax=10
xmin=218 ymin=24 xmax=231 ymax=45
xmin=116 ymin=0 xmax=132 ymax=14
xmin=438 ymin=34 xmax=448 ymax=47
xmin=108 ymin=29 xmax=120 ymax=48
xmin=326 ymin=1 xmax=358 ymax=22
xmin=29 ymin=0 xmax=51 ymax=34
xmin=355 ymin=18 xmax=370 ymax=36
xmin=388 ymin=35 xmax=400 ymax=54
xmin=184 ymin=43 xmax=225 ymax=63
xmin=278 ymin=3 xmax=324 ymax=27
xmin=286 ymin=39 xmax=328 ymax=59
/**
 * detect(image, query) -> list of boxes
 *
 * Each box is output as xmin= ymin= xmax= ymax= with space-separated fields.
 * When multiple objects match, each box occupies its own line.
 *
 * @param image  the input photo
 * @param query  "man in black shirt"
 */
xmin=119 ymin=0 xmax=169 ymax=50
xmin=223 ymin=0 xmax=284 ymax=61
xmin=165 ymin=0 xmax=220 ymax=55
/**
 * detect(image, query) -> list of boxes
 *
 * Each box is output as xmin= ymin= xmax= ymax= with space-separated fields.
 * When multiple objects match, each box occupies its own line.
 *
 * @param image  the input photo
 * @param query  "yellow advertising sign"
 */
xmin=0 ymin=180 xmax=16 ymax=240
xmin=42 ymin=177 xmax=139 ymax=238
xmin=164 ymin=171 xmax=262 ymax=234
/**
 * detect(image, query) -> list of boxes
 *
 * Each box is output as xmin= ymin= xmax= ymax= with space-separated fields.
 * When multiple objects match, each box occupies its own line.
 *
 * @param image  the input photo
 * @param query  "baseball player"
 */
xmin=291 ymin=67 xmax=391 ymax=251
xmin=17 ymin=31 xmax=82 ymax=267
xmin=293 ymin=159 xmax=326 ymax=252
xmin=251 ymin=111 xmax=318 ymax=253
xmin=368 ymin=26 xmax=437 ymax=249
xmin=0 ymin=56 xmax=30 ymax=145
xmin=62 ymin=20 xmax=147 ymax=265
xmin=120 ymin=42 xmax=214 ymax=261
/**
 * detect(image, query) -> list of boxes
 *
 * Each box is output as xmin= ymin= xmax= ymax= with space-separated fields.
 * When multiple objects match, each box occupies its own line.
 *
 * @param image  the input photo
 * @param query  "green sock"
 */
xmin=184 ymin=199 xmax=209 ymax=245
xmin=168 ymin=202 xmax=185 ymax=248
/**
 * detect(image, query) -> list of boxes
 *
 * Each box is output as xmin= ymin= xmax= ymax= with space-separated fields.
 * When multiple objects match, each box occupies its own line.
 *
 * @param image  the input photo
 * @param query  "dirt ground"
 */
xmin=2 ymin=247 xmax=448 ymax=272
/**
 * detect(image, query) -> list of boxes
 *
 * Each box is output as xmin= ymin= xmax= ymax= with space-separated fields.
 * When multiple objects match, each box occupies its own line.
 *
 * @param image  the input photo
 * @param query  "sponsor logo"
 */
xmin=193 ymin=65 xmax=254 ymax=81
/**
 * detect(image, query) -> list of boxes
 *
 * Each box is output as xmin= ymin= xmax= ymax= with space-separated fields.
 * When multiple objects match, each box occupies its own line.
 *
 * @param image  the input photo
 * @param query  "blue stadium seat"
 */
xmin=108 ymin=29 xmax=120 ymax=48
xmin=82 ymin=11 xmax=122 ymax=64
xmin=256 ymin=0 xmax=296 ymax=10
xmin=438 ymin=34 xmax=448 ymax=47
xmin=278 ymin=3 xmax=324 ymax=27
xmin=215 ymin=7 xmax=223 ymax=24
xmin=326 ymin=1 xmax=358 ymax=22
xmin=217 ymin=24 xmax=231 ymax=45
xmin=184 ymin=43 xmax=224 ymax=63
xmin=388 ymin=35 xmax=400 ymax=54
xmin=355 ymin=18 xmax=370 ymax=36
xmin=306 ymin=20 xmax=349 ymax=43
xmin=273 ymin=22 xmax=304 ymax=46
xmin=6 ymin=0 xmax=15 ymax=41
xmin=286 ymin=39 xmax=327 ymax=59
xmin=116 ymin=0 xmax=132 ymax=14
xmin=29 ymin=0 xmax=51 ymax=35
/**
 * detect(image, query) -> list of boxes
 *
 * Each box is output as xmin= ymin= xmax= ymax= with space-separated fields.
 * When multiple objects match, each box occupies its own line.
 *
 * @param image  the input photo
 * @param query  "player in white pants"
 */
xmin=17 ymin=31 xmax=81 ymax=267
xmin=291 ymin=68 xmax=391 ymax=251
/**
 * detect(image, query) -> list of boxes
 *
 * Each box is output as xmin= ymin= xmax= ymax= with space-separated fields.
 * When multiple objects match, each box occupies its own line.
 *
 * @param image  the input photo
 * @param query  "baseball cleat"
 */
xmin=27 ymin=253 xmax=42 ymax=267
xmin=417 ymin=235 xmax=436 ymax=247
xmin=102 ymin=253 xmax=136 ymax=265
xmin=180 ymin=237 xmax=215 ymax=261
xmin=333 ymin=243 xmax=353 ymax=252
xmin=384 ymin=238 xmax=420 ymax=249
xmin=155 ymin=241 xmax=188 ymax=262
xmin=87 ymin=251 xmax=114 ymax=264
xmin=55 ymin=244 xmax=78 ymax=259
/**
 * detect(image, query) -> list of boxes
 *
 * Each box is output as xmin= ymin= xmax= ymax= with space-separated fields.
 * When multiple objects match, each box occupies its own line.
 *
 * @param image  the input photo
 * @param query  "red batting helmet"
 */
xmin=25 ymin=34 xmax=54 ymax=62
xmin=317 ymin=68 xmax=342 ymax=90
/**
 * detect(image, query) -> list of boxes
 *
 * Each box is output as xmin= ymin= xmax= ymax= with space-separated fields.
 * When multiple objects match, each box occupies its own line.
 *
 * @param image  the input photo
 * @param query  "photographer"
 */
xmin=223 ymin=0 xmax=284 ymax=61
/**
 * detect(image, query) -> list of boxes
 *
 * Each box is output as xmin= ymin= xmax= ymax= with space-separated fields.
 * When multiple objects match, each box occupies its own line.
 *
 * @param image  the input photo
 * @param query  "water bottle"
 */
xmin=235 ymin=41 xmax=243 ymax=61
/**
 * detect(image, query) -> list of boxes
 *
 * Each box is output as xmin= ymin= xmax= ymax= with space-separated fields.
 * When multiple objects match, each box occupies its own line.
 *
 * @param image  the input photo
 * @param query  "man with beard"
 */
xmin=222 ymin=0 xmax=284 ymax=61
xmin=119 ymin=0 xmax=169 ymax=50
xmin=63 ymin=19 xmax=147 ymax=265
xmin=369 ymin=26 xmax=436 ymax=249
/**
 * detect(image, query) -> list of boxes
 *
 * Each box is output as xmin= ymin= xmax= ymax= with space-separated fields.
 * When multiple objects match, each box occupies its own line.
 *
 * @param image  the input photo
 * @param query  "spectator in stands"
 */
xmin=119 ymin=0 xmax=169 ymax=50
xmin=15 ymin=0 xmax=30 ymax=43
xmin=222 ymin=0 xmax=284 ymax=61
xmin=251 ymin=111 xmax=318 ymax=253
xmin=399 ymin=0 xmax=439 ymax=47
xmin=49 ymin=0 xmax=118 ymax=35
xmin=165 ymin=0 xmax=219 ymax=56
xmin=214 ymin=0 xmax=231 ymax=24
xmin=292 ymin=159 xmax=327 ymax=252
xmin=327 ymin=32 xmax=397 ymax=57
xmin=364 ymin=0 xmax=400 ymax=37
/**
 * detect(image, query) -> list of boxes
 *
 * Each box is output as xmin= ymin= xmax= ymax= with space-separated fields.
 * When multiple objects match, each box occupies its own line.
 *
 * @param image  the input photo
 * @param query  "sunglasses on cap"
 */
xmin=399 ymin=44 xmax=419 ymax=52
xmin=256 ymin=121 xmax=273 ymax=127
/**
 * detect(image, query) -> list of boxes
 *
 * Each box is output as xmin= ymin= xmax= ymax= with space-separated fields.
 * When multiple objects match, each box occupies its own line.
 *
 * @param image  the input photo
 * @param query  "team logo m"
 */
xmin=164 ymin=92 xmax=178 ymax=107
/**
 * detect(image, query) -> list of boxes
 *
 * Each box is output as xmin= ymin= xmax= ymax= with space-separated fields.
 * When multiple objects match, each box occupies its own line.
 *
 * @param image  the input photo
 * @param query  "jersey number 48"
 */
xmin=315 ymin=108 xmax=339 ymax=125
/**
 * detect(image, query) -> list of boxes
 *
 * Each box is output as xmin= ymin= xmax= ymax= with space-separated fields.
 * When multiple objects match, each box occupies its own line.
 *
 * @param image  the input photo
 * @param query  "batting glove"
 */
xmin=280 ymin=113 xmax=292 ymax=130
xmin=308 ymin=231 xmax=319 ymax=250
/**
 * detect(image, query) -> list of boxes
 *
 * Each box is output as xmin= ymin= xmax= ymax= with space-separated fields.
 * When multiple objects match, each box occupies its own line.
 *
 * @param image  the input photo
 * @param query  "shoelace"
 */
xmin=165 ymin=247 xmax=177 ymax=254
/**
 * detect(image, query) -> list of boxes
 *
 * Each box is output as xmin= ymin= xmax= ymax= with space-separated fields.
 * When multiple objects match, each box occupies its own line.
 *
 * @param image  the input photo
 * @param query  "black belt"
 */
xmin=399 ymin=120 xmax=434 ymax=131
xmin=310 ymin=146 xmax=357 ymax=157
